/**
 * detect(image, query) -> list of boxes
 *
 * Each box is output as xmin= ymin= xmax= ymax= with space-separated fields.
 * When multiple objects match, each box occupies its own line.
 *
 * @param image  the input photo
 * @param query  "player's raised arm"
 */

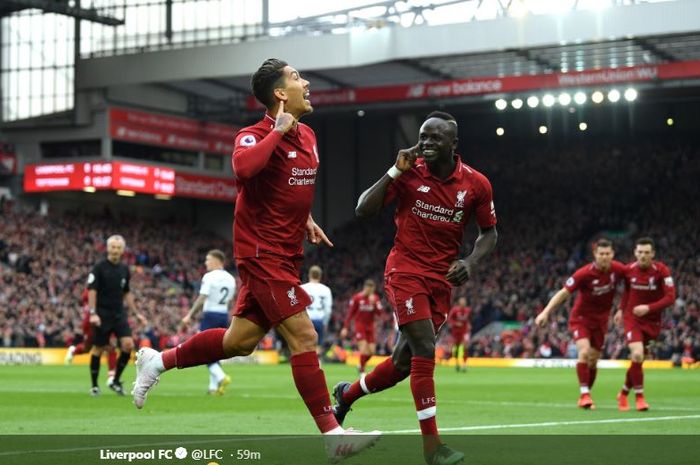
xmin=355 ymin=144 xmax=419 ymax=218
xmin=232 ymin=101 xmax=296 ymax=180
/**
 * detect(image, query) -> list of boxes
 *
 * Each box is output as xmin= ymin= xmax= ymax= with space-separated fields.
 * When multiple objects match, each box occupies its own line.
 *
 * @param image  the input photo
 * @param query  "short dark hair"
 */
xmin=251 ymin=58 xmax=288 ymax=108
xmin=594 ymin=238 xmax=613 ymax=250
xmin=426 ymin=110 xmax=457 ymax=124
xmin=207 ymin=249 xmax=226 ymax=264
xmin=635 ymin=237 xmax=655 ymax=250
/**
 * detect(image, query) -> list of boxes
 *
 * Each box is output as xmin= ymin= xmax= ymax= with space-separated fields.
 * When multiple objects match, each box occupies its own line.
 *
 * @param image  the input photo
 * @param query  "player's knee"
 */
xmin=411 ymin=339 xmax=436 ymax=359
xmin=578 ymin=347 xmax=590 ymax=361
xmin=631 ymin=351 xmax=645 ymax=363
xmin=288 ymin=328 xmax=318 ymax=354
xmin=121 ymin=340 xmax=134 ymax=352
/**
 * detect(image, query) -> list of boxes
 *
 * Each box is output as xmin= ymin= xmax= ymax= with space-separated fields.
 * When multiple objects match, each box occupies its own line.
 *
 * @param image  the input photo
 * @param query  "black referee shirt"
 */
xmin=87 ymin=259 xmax=130 ymax=318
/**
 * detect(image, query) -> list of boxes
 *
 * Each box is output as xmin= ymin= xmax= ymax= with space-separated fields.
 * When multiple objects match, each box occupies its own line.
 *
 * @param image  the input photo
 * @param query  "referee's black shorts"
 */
xmin=93 ymin=312 xmax=131 ymax=346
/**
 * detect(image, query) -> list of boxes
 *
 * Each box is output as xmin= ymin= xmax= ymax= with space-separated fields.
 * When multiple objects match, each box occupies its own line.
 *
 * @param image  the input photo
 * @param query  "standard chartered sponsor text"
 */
xmin=289 ymin=167 xmax=317 ymax=186
xmin=412 ymin=199 xmax=454 ymax=222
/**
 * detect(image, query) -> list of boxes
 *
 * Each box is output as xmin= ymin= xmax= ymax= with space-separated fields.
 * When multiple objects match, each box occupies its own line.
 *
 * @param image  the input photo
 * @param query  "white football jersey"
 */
xmin=200 ymin=269 xmax=237 ymax=314
xmin=301 ymin=281 xmax=333 ymax=324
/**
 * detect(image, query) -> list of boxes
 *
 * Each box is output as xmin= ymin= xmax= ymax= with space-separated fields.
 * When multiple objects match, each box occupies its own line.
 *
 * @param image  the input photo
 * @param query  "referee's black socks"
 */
xmin=114 ymin=350 xmax=131 ymax=383
xmin=90 ymin=354 xmax=101 ymax=388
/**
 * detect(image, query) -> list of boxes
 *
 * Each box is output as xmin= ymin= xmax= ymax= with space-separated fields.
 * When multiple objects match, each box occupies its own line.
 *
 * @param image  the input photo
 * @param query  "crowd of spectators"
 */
xmin=0 ymin=204 xmax=229 ymax=349
xmin=1 ymin=138 xmax=698 ymax=363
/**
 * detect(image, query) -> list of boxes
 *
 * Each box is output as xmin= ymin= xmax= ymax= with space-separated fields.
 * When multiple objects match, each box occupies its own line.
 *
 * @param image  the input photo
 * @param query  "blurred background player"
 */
xmin=535 ymin=238 xmax=626 ymax=409
xmin=87 ymin=235 xmax=146 ymax=396
xmin=333 ymin=111 xmax=498 ymax=465
xmin=132 ymin=58 xmax=379 ymax=461
xmin=614 ymin=237 xmax=676 ymax=412
xmin=65 ymin=288 xmax=118 ymax=384
xmin=447 ymin=297 xmax=471 ymax=372
xmin=301 ymin=265 xmax=333 ymax=356
xmin=340 ymin=279 xmax=383 ymax=375
xmin=181 ymin=249 xmax=236 ymax=395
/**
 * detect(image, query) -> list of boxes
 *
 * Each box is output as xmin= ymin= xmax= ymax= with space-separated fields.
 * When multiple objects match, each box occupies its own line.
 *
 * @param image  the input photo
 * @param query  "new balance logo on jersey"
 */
xmin=405 ymin=297 xmax=415 ymax=315
xmin=287 ymin=287 xmax=299 ymax=306
xmin=287 ymin=151 xmax=297 ymax=158
xmin=455 ymin=190 xmax=467 ymax=208
xmin=417 ymin=185 xmax=431 ymax=193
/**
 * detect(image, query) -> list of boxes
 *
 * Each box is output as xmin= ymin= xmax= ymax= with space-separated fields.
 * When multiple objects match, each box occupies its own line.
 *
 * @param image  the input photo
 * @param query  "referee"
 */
xmin=87 ymin=235 xmax=146 ymax=396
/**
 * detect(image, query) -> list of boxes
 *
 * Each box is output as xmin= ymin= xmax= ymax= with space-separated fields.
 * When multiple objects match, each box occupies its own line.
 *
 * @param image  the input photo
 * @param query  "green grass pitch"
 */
xmin=2 ymin=363 xmax=699 ymax=435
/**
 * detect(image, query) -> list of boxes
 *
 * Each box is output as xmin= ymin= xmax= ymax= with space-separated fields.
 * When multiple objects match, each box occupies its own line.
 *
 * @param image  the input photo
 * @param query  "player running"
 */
xmin=535 ymin=238 xmax=626 ymax=409
xmin=614 ymin=237 xmax=676 ymax=412
xmin=333 ymin=111 xmax=498 ymax=465
xmin=181 ymin=250 xmax=236 ymax=395
xmin=132 ymin=59 xmax=378 ymax=461
xmin=340 ymin=279 xmax=383 ymax=375
xmin=446 ymin=297 xmax=471 ymax=372
xmin=301 ymin=265 xmax=333 ymax=356
xmin=65 ymin=288 xmax=119 ymax=385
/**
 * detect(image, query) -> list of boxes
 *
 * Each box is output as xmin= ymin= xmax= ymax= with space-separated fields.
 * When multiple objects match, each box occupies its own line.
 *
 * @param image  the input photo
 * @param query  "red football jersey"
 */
xmin=448 ymin=305 xmax=471 ymax=331
xmin=344 ymin=292 xmax=383 ymax=328
xmin=232 ymin=114 xmax=320 ymax=259
xmin=564 ymin=260 xmax=626 ymax=325
xmin=384 ymin=156 xmax=496 ymax=283
xmin=621 ymin=261 xmax=675 ymax=326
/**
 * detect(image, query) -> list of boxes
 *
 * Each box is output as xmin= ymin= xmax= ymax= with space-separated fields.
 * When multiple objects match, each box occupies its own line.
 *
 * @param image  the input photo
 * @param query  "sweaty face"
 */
xmin=634 ymin=245 xmax=655 ymax=268
xmin=277 ymin=66 xmax=312 ymax=116
xmin=107 ymin=239 xmax=125 ymax=262
xmin=593 ymin=246 xmax=614 ymax=270
xmin=418 ymin=118 xmax=457 ymax=163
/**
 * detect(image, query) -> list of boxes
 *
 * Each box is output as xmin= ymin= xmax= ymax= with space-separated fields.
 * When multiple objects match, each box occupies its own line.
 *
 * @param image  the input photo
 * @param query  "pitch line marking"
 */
xmin=385 ymin=414 xmax=700 ymax=433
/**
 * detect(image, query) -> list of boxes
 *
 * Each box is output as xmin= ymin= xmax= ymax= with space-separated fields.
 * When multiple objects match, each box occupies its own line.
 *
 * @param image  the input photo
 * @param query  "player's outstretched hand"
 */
xmin=535 ymin=312 xmax=548 ymax=328
xmin=274 ymin=100 xmax=296 ymax=134
xmin=446 ymin=259 xmax=472 ymax=286
xmin=306 ymin=216 xmax=334 ymax=247
xmin=395 ymin=144 xmax=420 ymax=172
xmin=89 ymin=313 xmax=101 ymax=327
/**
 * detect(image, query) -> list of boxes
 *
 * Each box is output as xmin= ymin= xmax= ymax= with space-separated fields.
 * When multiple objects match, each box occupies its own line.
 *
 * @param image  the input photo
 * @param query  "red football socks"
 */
xmin=411 ymin=356 xmax=440 ymax=454
xmin=343 ymin=357 xmax=408 ymax=405
xmin=576 ymin=362 xmax=590 ymax=390
xmin=162 ymin=328 xmax=226 ymax=370
xmin=359 ymin=354 xmax=371 ymax=373
xmin=290 ymin=351 xmax=339 ymax=433
xmin=630 ymin=361 xmax=644 ymax=391
xmin=107 ymin=350 xmax=117 ymax=372
xmin=588 ymin=367 xmax=598 ymax=389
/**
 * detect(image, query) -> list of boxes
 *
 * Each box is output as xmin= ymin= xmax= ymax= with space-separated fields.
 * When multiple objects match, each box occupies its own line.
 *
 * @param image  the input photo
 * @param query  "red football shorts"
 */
xmin=451 ymin=329 xmax=469 ymax=345
xmin=569 ymin=320 xmax=607 ymax=351
xmin=354 ymin=323 xmax=375 ymax=343
xmin=385 ymin=273 xmax=451 ymax=332
xmin=624 ymin=319 xmax=661 ymax=345
xmin=234 ymin=255 xmax=311 ymax=331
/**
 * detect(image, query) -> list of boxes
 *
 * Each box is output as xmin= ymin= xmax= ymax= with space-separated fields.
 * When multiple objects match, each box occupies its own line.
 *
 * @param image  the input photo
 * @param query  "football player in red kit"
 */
xmin=341 ymin=280 xmax=383 ymax=374
xmin=536 ymin=238 xmax=626 ymax=409
xmin=447 ymin=297 xmax=471 ymax=372
xmin=333 ymin=111 xmax=497 ymax=465
xmin=132 ymin=59 xmax=378 ymax=461
xmin=614 ymin=237 xmax=675 ymax=411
